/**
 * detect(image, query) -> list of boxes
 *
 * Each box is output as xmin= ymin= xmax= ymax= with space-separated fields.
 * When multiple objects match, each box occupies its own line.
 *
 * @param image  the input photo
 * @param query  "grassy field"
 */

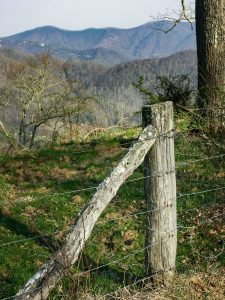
xmin=0 ymin=128 xmax=224 ymax=299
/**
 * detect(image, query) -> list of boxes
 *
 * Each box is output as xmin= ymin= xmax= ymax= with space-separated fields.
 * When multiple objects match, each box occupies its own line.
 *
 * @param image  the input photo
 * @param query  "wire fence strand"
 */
xmin=0 ymin=182 xmax=224 ymax=250
xmin=1 ymin=151 xmax=224 ymax=207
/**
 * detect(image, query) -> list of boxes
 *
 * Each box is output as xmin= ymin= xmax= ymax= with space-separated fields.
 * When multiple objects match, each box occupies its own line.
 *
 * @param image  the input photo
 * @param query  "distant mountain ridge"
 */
xmin=0 ymin=21 xmax=196 ymax=65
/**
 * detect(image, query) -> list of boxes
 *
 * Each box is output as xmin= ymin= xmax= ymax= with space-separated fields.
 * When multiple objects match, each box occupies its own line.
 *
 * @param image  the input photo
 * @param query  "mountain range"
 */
xmin=0 ymin=21 xmax=196 ymax=66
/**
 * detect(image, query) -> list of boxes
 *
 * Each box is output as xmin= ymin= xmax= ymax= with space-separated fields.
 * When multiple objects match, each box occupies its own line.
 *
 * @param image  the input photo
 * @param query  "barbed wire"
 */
xmin=1 ymin=208 xmax=224 ymax=298
xmin=5 ymin=212 xmax=224 ymax=300
xmin=176 ymin=153 xmax=204 ymax=157
xmin=0 ymin=129 xmax=173 ymax=206
xmin=0 ymin=205 xmax=170 ymax=248
xmin=97 ymin=206 xmax=164 ymax=225
xmin=0 ymin=227 xmax=71 ymax=248
xmin=176 ymin=153 xmax=225 ymax=167
xmin=1 ymin=120 xmax=225 ymax=297
xmin=104 ymin=236 xmax=225 ymax=299
xmin=0 ymin=168 xmax=225 ymax=207
xmin=178 ymin=211 xmax=224 ymax=228
xmin=0 ymin=193 xmax=224 ymax=249
xmin=0 ymin=208 xmax=175 ymax=248
xmin=1 ymin=149 xmax=224 ymax=207
xmin=191 ymin=242 xmax=225 ymax=261
xmin=0 ymin=186 xmax=98 ymax=207
xmin=1 ymin=230 xmax=176 ymax=300
xmin=99 ymin=202 xmax=220 ymax=227
xmin=177 ymin=186 xmax=225 ymax=198
xmin=76 ymin=230 xmax=176 ymax=276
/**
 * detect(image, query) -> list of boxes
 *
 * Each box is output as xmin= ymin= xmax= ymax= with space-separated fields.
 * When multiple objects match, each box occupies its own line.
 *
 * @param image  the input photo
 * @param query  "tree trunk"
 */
xmin=18 ymin=108 xmax=27 ymax=145
xmin=196 ymin=0 xmax=225 ymax=132
xmin=29 ymin=124 xmax=39 ymax=149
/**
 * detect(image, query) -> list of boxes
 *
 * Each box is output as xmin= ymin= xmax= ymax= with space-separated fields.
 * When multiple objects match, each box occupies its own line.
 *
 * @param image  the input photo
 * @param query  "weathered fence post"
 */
xmin=142 ymin=101 xmax=177 ymax=279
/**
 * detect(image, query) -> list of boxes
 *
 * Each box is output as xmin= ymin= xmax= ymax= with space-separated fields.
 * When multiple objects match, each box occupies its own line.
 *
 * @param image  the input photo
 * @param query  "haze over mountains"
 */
xmin=0 ymin=21 xmax=196 ymax=66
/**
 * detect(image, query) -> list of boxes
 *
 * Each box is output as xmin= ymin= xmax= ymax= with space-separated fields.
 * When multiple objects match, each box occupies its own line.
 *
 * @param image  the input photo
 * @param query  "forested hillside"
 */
xmin=66 ymin=49 xmax=197 ymax=124
xmin=0 ymin=48 xmax=197 ymax=132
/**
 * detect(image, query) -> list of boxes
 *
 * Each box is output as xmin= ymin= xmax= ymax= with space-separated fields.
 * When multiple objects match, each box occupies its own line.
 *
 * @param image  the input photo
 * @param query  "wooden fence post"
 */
xmin=142 ymin=101 xmax=177 ymax=279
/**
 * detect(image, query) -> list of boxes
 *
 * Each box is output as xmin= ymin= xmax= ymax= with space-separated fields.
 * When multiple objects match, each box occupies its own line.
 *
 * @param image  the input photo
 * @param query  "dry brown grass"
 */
xmin=76 ymin=265 xmax=225 ymax=300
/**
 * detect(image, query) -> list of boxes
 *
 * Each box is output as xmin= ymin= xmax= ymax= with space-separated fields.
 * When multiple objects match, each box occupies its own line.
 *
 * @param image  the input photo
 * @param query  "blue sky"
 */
xmin=0 ymin=0 xmax=193 ymax=37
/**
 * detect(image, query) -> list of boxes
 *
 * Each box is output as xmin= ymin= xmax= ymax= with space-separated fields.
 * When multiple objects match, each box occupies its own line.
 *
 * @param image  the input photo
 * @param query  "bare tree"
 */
xmin=0 ymin=54 xmax=95 ymax=149
xmin=149 ymin=1 xmax=194 ymax=33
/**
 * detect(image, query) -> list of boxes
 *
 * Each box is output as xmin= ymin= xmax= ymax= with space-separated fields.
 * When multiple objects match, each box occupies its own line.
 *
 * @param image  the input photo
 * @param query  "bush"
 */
xmin=133 ymin=75 xmax=194 ymax=111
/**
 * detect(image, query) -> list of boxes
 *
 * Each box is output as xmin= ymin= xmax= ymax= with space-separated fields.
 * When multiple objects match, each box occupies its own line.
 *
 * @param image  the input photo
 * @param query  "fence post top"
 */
xmin=142 ymin=102 xmax=174 ymax=128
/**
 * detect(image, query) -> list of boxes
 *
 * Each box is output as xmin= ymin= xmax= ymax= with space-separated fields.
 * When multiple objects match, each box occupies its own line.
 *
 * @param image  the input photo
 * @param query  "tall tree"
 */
xmin=195 ymin=0 xmax=225 ymax=132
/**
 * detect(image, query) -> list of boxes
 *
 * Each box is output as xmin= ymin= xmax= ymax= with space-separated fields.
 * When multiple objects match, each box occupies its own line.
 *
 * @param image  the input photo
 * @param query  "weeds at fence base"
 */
xmin=87 ymin=265 xmax=224 ymax=300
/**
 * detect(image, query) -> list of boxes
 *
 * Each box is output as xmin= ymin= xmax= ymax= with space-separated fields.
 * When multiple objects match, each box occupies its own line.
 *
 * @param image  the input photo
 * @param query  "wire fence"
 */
xmin=0 ymin=127 xmax=225 ymax=300
xmin=1 ymin=139 xmax=225 ymax=207
xmin=1 ymin=205 xmax=224 ymax=300
xmin=0 ymin=135 xmax=224 ymax=242
xmin=0 ymin=228 xmax=195 ymax=300
xmin=0 ymin=187 xmax=224 ymax=249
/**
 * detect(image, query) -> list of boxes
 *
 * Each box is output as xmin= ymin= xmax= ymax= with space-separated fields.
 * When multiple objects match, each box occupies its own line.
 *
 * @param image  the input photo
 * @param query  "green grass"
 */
xmin=0 ymin=128 xmax=224 ymax=299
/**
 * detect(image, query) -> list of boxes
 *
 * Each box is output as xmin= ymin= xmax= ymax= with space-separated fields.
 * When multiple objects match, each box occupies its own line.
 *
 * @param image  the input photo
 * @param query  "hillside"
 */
xmin=0 ymin=48 xmax=197 ymax=127
xmin=0 ymin=21 xmax=196 ymax=65
xmin=65 ymin=49 xmax=197 ymax=124
xmin=63 ymin=49 xmax=197 ymax=91
xmin=91 ymin=50 xmax=197 ymax=90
